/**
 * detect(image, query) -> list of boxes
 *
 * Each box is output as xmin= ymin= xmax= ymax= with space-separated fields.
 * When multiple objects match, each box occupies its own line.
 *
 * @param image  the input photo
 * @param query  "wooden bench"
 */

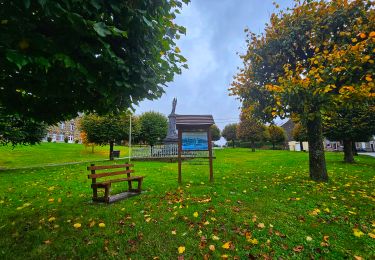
xmin=87 ymin=163 xmax=144 ymax=203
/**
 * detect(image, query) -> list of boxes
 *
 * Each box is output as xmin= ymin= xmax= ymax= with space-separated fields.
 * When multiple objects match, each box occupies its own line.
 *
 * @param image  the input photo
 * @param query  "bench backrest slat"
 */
xmin=87 ymin=164 xmax=133 ymax=171
xmin=88 ymin=169 xmax=134 ymax=179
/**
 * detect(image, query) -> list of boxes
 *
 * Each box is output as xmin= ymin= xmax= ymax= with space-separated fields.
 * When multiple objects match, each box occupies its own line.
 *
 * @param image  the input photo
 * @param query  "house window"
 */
xmin=60 ymin=134 xmax=64 ymax=141
xmin=60 ymin=123 xmax=65 ymax=129
xmin=70 ymin=124 xmax=74 ymax=131
xmin=69 ymin=135 xmax=73 ymax=142
xmin=52 ymin=134 xmax=57 ymax=141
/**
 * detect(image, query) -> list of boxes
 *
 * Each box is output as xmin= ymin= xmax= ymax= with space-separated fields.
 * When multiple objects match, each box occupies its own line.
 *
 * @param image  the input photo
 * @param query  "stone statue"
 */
xmin=171 ymin=98 xmax=177 ymax=114
xmin=164 ymin=98 xmax=178 ymax=144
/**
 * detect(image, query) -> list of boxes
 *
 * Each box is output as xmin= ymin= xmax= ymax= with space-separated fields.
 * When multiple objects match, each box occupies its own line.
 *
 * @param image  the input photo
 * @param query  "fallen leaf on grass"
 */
xmin=48 ymin=217 xmax=56 ymax=222
xmin=306 ymin=236 xmax=313 ymax=241
xmin=222 ymin=241 xmax=232 ymax=249
xmin=171 ymin=230 xmax=176 ymax=235
xmin=209 ymin=245 xmax=215 ymax=251
xmin=145 ymin=218 xmax=151 ymax=223
xmin=48 ymin=198 xmax=54 ymax=202
xmin=248 ymin=238 xmax=258 ymax=244
xmin=368 ymin=233 xmax=375 ymax=239
xmin=293 ymin=245 xmax=304 ymax=252
xmin=89 ymin=220 xmax=96 ymax=227
xmin=44 ymin=240 xmax=51 ymax=244
xmin=257 ymin=223 xmax=265 ymax=229
xmin=212 ymin=235 xmax=220 ymax=241
xmin=99 ymin=223 xmax=105 ymax=228
xmin=354 ymin=256 xmax=363 ymax=260
xmin=353 ymin=228 xmax=364 ymax=237
xmin=73 ymin=223 xmax=81 ymax=229
xmin=178 ymin=246 xmax=185 ymax=254
xmin=193 ymin=212 xmax=198 ymax=218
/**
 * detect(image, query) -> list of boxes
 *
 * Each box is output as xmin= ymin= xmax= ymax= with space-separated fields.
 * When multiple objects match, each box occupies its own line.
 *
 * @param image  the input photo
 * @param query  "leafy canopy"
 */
xmin=139 ymin=111 xmax=168 ymax=146
xmin=0 ymin=0 xmax=189 ymax=124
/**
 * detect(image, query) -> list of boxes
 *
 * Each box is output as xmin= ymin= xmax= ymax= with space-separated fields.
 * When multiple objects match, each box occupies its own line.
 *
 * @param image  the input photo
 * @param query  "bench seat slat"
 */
xmin=88 ymin=170 xmax=134 ymax=179
xmin=91 ymin=176 xmax=144 ymax=188
xmin=87 ymin=164 xmax=134 ymax=171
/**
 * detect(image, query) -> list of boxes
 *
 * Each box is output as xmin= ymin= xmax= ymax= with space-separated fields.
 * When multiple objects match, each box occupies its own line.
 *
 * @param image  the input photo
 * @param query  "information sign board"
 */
xmin=181 ymin=132 xmax=208 ymax=151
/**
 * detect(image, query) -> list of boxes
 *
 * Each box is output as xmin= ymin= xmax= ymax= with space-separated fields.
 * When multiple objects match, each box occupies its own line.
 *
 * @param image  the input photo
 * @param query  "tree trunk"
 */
xmin=109 ymin=141 xmax=114 ymax=160
xmin=343 ymin=139 xmax=354 ymax=163
xmin=300 ymin=141 xmax=304 ymax=151
xmin=352 ymin=141 xmax=358 ymax=156
xmin=251 ymin=140 xmax=255 ymax=152
xmin=232 ymin=140 xmax=235 ymax=148
xmin=306 ymin=116 xmax=328 ymax=182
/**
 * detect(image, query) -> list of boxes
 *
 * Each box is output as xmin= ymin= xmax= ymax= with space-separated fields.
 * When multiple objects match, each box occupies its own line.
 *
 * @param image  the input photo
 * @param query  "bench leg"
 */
xmin=93 ymin=187 xmax=98 ymax=200
xmin=127 ymin=180 xmax=133 ymax=191
xmin=104 ymin=185 xmax=111 ymax=203
xmin=136 ymin=179 xmax=143 ymax=193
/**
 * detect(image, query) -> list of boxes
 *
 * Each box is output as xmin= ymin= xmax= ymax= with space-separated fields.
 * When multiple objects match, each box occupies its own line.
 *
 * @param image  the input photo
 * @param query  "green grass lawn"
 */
xmin=0 ymin=148 xmax=374 ymax=259
xmin=0 ymin=143 xmax=129 ymax=169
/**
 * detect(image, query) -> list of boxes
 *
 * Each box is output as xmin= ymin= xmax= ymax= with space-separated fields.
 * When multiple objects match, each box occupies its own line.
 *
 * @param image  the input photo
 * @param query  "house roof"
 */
xmin=176 ymin=115 xmax=215 ymax=129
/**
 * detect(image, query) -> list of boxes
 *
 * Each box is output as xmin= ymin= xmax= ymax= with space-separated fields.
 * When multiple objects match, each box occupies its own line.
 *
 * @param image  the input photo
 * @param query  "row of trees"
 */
xmin=230 ymin=0 xmax=374 ymax=181
xmin=79 ymin=111 xmax=222 ymax=160
xmin=221 ymin=117 xmax=286 ymax=151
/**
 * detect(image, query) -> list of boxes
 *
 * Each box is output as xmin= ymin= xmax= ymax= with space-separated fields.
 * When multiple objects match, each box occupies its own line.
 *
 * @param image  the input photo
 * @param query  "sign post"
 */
xmin=176 ymin=115 xmax=215 ymax=184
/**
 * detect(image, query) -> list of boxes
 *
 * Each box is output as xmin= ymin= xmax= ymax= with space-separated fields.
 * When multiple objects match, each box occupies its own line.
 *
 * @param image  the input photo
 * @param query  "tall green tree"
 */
xmin=210 ymin=124 xmax=221 ymax=142
xmin=231 ymin=0 xmax=374 ymax=181
xmin=139 ymin=111 xmax=168 ymax=147
xmin=79 ymin=113 xmax=130 ymax=160
xmin=237 ymin=113 xmax=266 ymax=152
xmin=267 ymin=125 xmax=286 ymax=150
xmin=222 ymin=123 xmax=238 ymax=148
xmin=323 ymin=104 xmax=375 ymax=163
xmin=0 ymin=0 xmax=189 ymax=124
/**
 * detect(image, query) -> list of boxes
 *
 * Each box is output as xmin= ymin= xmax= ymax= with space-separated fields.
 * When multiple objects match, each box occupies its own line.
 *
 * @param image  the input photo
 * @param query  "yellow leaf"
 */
xmin=222 ymin=241 xmax=231 ymax=249
xmin=306 ymin=236 xmax=313 ymax=241
xmin=57 ymin=198 xmax=62 ymax=203
xmin=178 ymin=246 xmax=185 ymax=254
xmin=212 ymin=235 xmax=220 ymax=241
xmin=368 ymin=233 xmax=375 ymax=239
xmin=248 ymin=238 xmax=258 ymax=244
xmin=257 ymin=223 xmax=265 ymax=229
xmin=193 ymin=212 xmax=198 ymax=218
xmin=48 ymin=217 xmax=56 ymax=222
xmin=209 ymin=244 xmax=215 ymax=251
xmin=73 ymin=223 xmax=81 ymax=229
xmin=221 ymin=255 xmax=228 ymax=259
xmin=99 ymin=223 xmax=105 ymax=228
xmin=171 ymin=230 xmax=176 ymax=235
xmin=353 ymin=228 xmax=364 ymax=237
xmin=324 ymin=208 xmax=330 ymax=213
xmin=145 ymin=218 xmax=151 ymax=222
xmin=89 ymin=220 xmax=96 ymax=227
xmin=48 ymin=198 xmax=54 ymax=202
xmin=369 ymin=31 xmax=375 ymax=38
xmin=204 ymin=221 xmax=210 ymax=225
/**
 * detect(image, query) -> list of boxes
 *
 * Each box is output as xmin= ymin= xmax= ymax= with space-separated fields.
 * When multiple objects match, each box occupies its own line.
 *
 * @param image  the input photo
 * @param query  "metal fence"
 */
xmin=131 ymin=144 xmax=213 ymax=158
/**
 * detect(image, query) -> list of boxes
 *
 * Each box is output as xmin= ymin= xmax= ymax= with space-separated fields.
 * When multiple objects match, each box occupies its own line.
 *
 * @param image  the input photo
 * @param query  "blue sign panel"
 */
xmin=182 ymin=132 xmax=208 ymax=151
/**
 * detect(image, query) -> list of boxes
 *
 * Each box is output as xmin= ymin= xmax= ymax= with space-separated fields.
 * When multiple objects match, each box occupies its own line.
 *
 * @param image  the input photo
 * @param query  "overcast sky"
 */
xmin=136 ymin=0 xmax=293 ymax=132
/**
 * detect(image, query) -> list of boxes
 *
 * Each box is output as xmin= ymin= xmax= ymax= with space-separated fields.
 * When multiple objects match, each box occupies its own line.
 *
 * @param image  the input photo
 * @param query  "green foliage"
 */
xmin=210 ymin=124 xmax=221 ymax=142
xmin=0 ymin=108 xmax=47 ymax=146
xmin=79 ymin=113 xmax=129 ymax=146
xmin=0 ymin=0 xmax=189 ymax=124
xmin=139 ymin=111 xmax=168 ymax=146
xmin=237 ymin=114 xmax=267 ymax=151
xmin=222 ymin=123 xmax=238 ymax=142
xmin=267 ymin=125 xmax=286 ymax=149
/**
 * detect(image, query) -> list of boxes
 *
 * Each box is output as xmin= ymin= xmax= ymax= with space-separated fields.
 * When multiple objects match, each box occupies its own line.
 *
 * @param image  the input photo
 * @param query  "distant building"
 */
xmin=44 ymin=117 xmax=82 ymax=143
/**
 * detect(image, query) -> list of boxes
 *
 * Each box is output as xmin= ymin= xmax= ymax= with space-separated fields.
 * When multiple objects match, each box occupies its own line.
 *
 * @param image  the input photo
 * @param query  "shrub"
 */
xmin=74 ymin=139 xmax=79 ymax=144
xmin=64 ymin=137 xmax=69 ymax=143
xmin=47 ymin=137 xmax=52 ymax=142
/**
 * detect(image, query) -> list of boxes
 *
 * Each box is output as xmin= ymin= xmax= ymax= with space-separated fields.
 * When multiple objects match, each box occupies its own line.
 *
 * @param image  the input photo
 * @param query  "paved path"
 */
xmin=359 ymin=152 xmax=375 ymax=158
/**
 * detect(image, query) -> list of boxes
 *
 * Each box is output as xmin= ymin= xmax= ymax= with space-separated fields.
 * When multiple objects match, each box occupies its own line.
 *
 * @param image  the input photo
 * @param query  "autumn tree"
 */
xmin=237 ymin=113 xmax=266 ymax=152
xmin=292 ymin=122 xmax=308 ymax=151
xmin=231 ymin=0 xmax=375 ymax=181
xmin=0 ymin=0 xmax=188 ymax=125
xmin=222 ymin=123 xmax=238 ymax=148
xmin=210 ymin=125 xmax=221 ymax=142
xmin=138 ymin=112 xmax=168 ymax=147
xmin=79 ymin=113 xmax=130 ymax=160
xmin=323 ymin=104 xmax=375 ymax=163
xmin=267 ymin=125 xmax=286 ymax=150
